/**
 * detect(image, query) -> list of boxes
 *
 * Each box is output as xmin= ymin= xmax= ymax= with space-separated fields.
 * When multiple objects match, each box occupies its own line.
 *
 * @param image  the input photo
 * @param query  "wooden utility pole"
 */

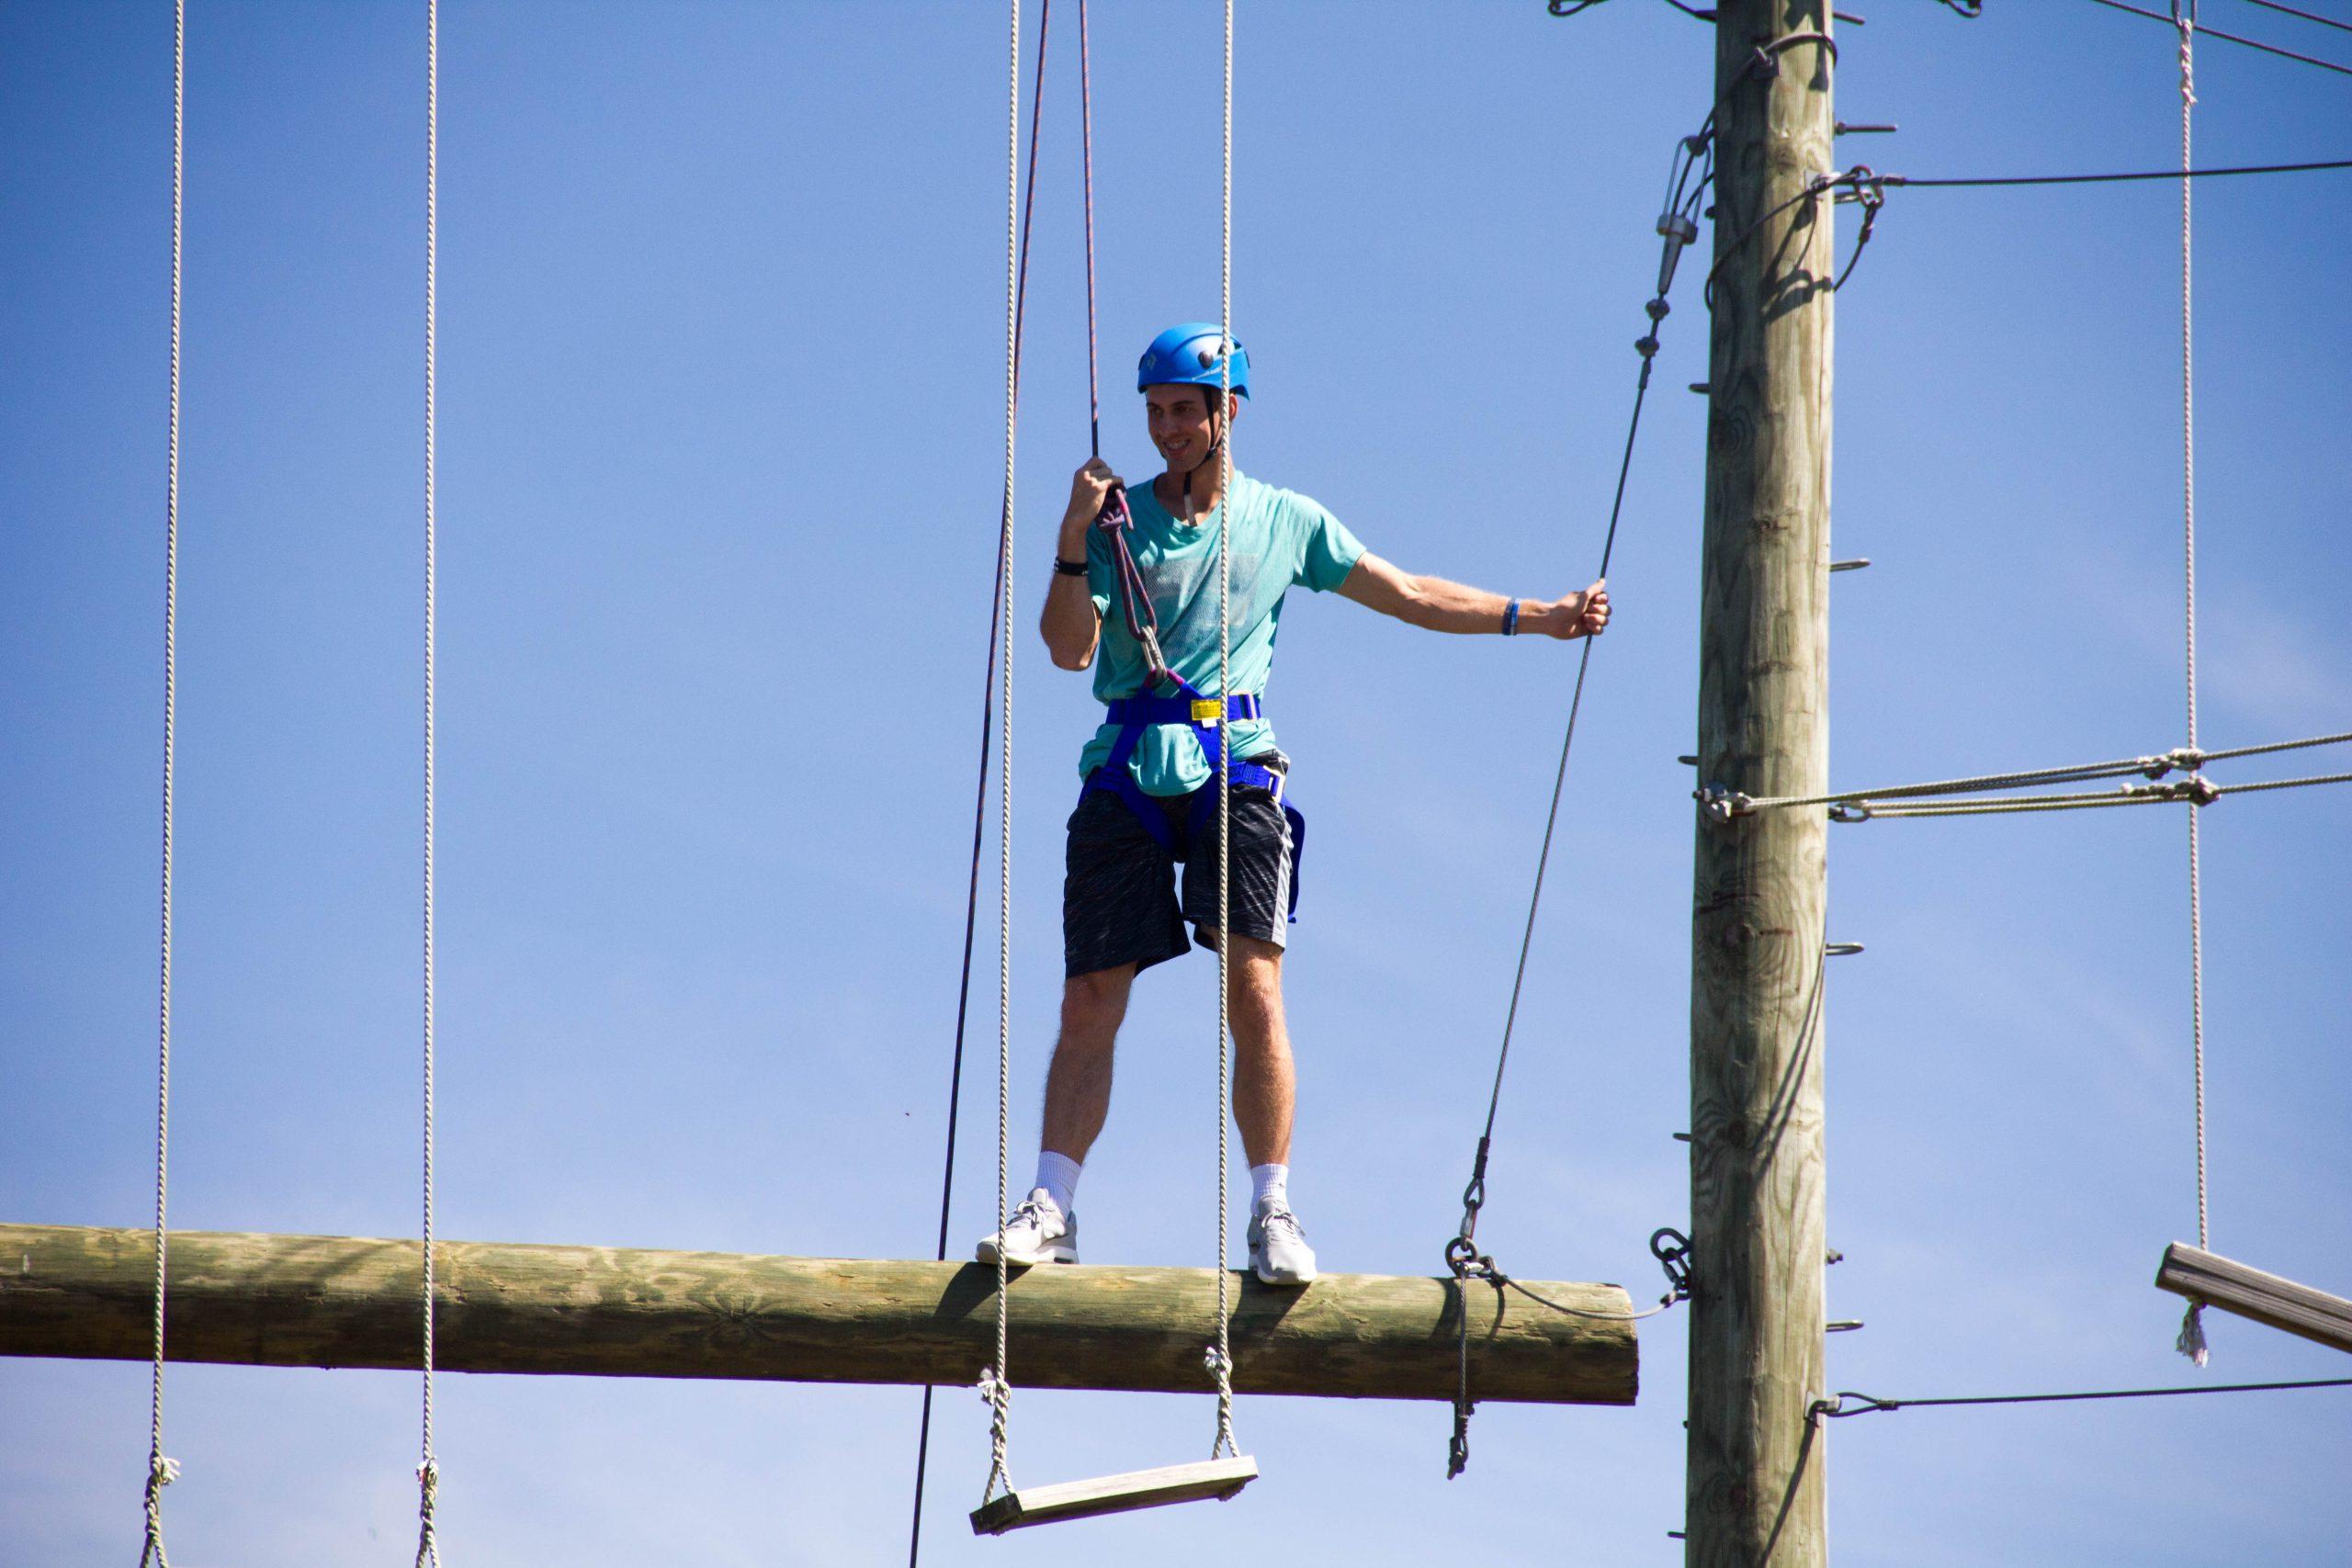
xmin=1689 ymin=2 xmax=1836 ymax=1564
xmin=0 ymin=1222 xmax=1638 ymax=1405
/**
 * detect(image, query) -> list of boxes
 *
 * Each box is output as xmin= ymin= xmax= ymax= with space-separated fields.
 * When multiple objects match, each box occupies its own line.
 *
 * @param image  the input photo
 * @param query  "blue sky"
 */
xmin=4 ymin=1 xmax=2348 ymax=1563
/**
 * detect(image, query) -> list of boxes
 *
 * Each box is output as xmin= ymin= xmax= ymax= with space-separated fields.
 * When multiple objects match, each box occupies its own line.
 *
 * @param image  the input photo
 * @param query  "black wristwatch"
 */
xmin=1053 ymin=558 xmax=1090 ymax=577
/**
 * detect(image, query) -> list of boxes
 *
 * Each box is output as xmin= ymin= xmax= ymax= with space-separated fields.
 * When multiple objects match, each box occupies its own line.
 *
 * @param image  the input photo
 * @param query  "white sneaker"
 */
xmin=977 ymin=1189 xmax=1079 ymax=1267
xmin=1248 ymin=1199 xmax=1317 ymax=1285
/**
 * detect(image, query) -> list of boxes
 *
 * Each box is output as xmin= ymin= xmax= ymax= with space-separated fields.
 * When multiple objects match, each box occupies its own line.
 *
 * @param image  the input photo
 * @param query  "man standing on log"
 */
xmin=979 ymin=323 xmax=1611 ymax=1284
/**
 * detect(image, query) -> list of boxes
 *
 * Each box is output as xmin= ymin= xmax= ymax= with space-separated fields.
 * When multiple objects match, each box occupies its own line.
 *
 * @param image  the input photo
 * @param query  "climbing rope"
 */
xmin=2173 ymin=0 xmax=2212 ymax=1370
xmin=908 ymin=6 xmax=1053 ymax=1558
xmin=1208 ymin=0 xmax=1239 ymax=1468
xmin=978 ymin=0 xmax=1023 ymax=1512
xmin=1442 ymin=113 xmax=1709 ymax=1482
xmin=416 ymin=2 xmax=445 ymax=1562
xmin=139 ymin=5 xmax=187 ymax=1564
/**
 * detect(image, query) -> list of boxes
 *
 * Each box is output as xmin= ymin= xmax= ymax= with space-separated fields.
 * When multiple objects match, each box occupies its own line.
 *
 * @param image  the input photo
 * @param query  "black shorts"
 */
xmin=1063 ymin=757 xmax=1299 ymax=978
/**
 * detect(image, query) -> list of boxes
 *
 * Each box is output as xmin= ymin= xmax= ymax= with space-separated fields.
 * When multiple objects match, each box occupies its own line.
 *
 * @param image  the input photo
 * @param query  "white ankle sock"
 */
xmin=1250 ymin=1163 xmax=1289 ymax=1212
xmin=1035 ymin=1151 xmax=1083 ymax=1218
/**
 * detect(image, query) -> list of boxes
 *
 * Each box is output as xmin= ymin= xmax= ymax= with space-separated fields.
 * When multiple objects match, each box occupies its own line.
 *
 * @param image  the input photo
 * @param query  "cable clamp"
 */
xmin=2129 ymin=774 xmax=2221 ymax=806
xmin=1696 ymin=785 xmax=1753 ymax=823
xmin=1650 ymin=1227 xmax=1694 ymax=1307
xmin=1828 ymin=801 xmax=1872 ymax=824
xmin=1810 ymin=1390 xmax=1897 ymax=1423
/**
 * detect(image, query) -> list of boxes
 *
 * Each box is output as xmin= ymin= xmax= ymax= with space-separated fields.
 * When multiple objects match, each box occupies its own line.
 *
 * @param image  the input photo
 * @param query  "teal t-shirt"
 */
xmin=1082 ymin=469 xmax=1366 ymax=795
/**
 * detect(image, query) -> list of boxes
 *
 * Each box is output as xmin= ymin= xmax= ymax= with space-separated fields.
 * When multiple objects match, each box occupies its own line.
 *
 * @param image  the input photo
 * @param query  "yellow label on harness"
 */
xmin=1192 ymin=698 xmax=1222 ymax=726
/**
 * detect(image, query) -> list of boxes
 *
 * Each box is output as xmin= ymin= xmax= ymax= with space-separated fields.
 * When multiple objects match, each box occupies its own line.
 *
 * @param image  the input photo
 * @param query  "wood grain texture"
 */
xmin=1688 ymin=4 xmax=1836 ymax=1564
xmin=2156 ymin=1243 xmax=2352 ymax=1355
xmin=969 ymin=1456 xmax=1258 ymax=1534
xmin=0 ymin=1223 xmax=1638 ymax=1404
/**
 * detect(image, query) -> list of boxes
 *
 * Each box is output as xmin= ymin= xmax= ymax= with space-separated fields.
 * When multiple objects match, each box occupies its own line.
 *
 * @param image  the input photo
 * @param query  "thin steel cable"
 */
xmin=416 ymin=2 xmax=445 ymax=1562
xmin=1882 ymin=157 xmax=2352 ymax=187
xmin=2214 ymin=768 xmax=2352 ymax=794
xmin=1737 ymin=730 xmax=2352 ymax=812
xmin=908 ymin=6 xmax=1049 ymax=1554
xmin=1744 ymin=756 xmax=2180 ymax=808
xmin=2085 ymin=0 xmax=2352 ymax=73
xmin=1815 ymin=1375 xmax=2352 ymax=1420
xmin=1500 ymin=1276 xmax=1679 ymax=1323
xmin=2241 ymin=0 xmax=2352 ymax=34
xmin=980 ymin=0 xmax=1021 ymax=1508
xmin=2199 ymin=728 xmax=2352 ymax=761
xmin=1464 ymin=288 xmax=1655 ymax=1217
xmin=140 ymin=6 xmax=186 ymax=1564
xmin=1442 ymin=146 xmax=1678 ymax=1483
xmin=1208 ymin=0 xmax=1238 ymax=1467
xmin=1856 ymin=793 xmax=2181 ymax=818
xmin=2176 ymin=0 xmax=2213 ymax=1369
xmin=1826 ymin=772 xmax=2349 ymax=818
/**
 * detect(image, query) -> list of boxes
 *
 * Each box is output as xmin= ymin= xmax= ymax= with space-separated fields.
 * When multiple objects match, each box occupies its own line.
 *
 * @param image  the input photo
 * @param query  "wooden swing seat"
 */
xmin=969 ymin=1454 xmax=1258 ymax=1535
xmin=2155 ymin=1242 xmax=2352 ymax=1355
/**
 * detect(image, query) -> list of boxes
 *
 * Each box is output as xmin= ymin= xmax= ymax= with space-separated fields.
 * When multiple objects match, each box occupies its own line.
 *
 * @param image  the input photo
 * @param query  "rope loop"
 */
xmin=1809 ymin=1391 xmax=1898 ymax=1424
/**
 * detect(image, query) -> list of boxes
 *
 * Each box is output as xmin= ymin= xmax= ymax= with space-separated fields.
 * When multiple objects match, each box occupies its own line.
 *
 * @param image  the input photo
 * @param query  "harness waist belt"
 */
xmin=1102 ymin=692 xmax=1263 ymax=728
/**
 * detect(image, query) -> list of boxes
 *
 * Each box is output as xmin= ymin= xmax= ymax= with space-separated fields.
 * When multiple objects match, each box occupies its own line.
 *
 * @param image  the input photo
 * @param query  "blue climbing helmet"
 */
xmin=1136 ymin=321 xmax=1251 ymax=400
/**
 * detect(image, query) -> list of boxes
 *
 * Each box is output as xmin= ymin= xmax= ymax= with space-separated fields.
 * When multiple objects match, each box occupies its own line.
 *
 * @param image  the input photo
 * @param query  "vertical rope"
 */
xmin=2172 ymin=0 xmax=2211 ymax=1371
xmin=1208 ymin=0 xmax=1238 ymax=1464
xmin=416 ymin=0 xmax=447 ymax=1558
xmin=980 ymin=0 xmax=1022 ymax=1505
xmin=139 ymin=5 xmax=187 ymax=1563
xmin=911 ymin=7 xmax=1049 ymax=1556
xmin=1080 ymin=0 xmax=1102 ymax=461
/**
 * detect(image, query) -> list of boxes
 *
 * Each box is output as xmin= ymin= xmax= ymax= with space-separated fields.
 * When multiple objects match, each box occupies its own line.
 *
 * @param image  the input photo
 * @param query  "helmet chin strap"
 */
xmin=1176 ymin=400 xmax=1227 ymax=517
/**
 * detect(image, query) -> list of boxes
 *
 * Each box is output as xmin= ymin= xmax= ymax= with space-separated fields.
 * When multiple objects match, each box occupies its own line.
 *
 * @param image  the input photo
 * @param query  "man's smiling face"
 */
xmin=1145 ymin=384 xmax=1235 ymax=475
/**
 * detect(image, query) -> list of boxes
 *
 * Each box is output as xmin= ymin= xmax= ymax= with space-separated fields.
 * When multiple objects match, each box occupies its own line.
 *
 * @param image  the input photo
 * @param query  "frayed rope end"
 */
xmin=2176 ymin=1301 xmax=2210 ymax=1368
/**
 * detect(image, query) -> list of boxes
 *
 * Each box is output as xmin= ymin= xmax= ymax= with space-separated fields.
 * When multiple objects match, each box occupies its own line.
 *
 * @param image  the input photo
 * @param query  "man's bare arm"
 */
xmin=1040 ymin=459 xmax=1120 ymax=671
xmin=1335 ymin=551 xmax=1610 ymax=639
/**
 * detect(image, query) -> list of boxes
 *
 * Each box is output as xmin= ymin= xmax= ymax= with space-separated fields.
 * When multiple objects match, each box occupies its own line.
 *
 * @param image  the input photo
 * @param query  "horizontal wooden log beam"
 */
xmin=2156 ymin=1241 xmax=2352 ymax=1356
xmin=0 ymin=1224 xmax=1638 ymax=1405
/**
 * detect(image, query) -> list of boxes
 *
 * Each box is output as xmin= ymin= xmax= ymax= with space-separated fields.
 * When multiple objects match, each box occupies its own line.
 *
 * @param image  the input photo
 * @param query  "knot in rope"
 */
xmin=2176 ymin=8 xmax=2199 ymax=108
xmin=976 ymin=1366 xmax=1012 ymax=1420
xmin=413 ymin=1459 xmax=442 ymax=1568
xmin=1204 ymin=1345 xmax=1238 ymax=1459
xmin=138 ymin=1452 xmax=180 ymax=1568
xmin=976 ymin=1366 xmax=1013 ymax=1499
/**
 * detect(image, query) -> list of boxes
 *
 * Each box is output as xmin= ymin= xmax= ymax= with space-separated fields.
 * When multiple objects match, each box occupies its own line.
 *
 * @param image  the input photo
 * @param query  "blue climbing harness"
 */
xmin=1081 ymin=483 xmax=1306 ymax=919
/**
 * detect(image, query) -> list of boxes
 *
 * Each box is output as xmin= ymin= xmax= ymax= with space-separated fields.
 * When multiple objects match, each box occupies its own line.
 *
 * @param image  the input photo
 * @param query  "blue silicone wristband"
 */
xmin=1502 ymin=598 xmax=1521 ymax=637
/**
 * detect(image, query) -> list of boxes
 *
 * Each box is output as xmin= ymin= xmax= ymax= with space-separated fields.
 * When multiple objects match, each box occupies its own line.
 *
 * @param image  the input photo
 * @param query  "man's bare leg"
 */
xmin=1222 ymin=934 xmax=1294 ymax=1167
xmin=978 ymin=964 xmax=1136 ymax=1265
xmin=1215 ymin=931 xmax=1316 ymax=1281
xmin=1039 ymin=963 xmax=1136 ymax=1164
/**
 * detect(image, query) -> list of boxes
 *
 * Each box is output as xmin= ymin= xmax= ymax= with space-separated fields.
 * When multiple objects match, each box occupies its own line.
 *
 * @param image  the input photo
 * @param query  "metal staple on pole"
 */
xmin=141 ymin=4 xmax=187 ymax=1563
